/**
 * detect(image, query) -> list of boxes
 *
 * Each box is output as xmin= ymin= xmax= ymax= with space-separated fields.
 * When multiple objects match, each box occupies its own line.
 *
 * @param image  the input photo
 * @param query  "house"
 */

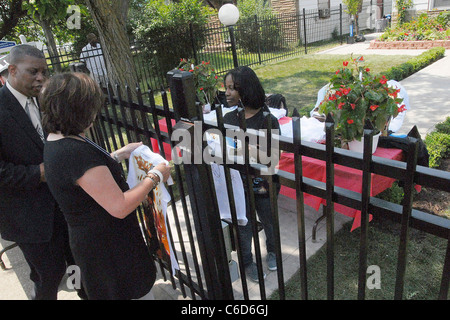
xmin=269 ymin=0 xmax=393 ymax=42
xmin=391 ymin=0 xmax=450 ymax=24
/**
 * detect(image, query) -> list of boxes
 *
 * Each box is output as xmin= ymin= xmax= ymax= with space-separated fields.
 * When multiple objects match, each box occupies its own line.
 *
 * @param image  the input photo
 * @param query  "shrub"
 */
xmin=133 ymin=0 xmax=213 ymax=80
xmin=384 ymin=47 xmax=445 ymax=81
xmin=235 ymin=0 xmax=284 ymax=53
xmin=424 ymin=131 xmax=450 ymax=168
xmin=435 ymin=116 xmax=450 ymax=135
xmin=380 ymin=12 xmax=450 ymax=41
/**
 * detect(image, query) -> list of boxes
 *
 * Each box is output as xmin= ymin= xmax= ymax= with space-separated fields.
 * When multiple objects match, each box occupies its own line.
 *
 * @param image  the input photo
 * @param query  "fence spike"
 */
xmin=325 ymin=112 xmax=334 ymax=124
xmin=363 ymin=119 xmax=374 ymax=131
xmin=407 ymin=125 xmax=421 ymax=139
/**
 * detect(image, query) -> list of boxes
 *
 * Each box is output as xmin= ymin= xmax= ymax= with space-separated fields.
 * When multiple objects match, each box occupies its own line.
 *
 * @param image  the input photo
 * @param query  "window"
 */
xmin=430 ymin=0 xmax=450 ymax=9
xmin=318 ymin=0 xmax=331 ymax=18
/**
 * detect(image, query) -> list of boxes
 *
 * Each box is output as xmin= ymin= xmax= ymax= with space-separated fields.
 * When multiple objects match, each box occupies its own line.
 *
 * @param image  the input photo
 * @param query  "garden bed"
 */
xmin=369 ymin=39 xmax=450 ymax=50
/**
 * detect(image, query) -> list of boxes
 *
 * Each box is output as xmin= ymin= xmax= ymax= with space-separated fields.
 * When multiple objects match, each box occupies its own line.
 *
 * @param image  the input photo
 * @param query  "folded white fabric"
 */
xmin=127 ymin=145 xmax=178 ymax=274
xmin=210 ymin=163 xmax=248 ymax=226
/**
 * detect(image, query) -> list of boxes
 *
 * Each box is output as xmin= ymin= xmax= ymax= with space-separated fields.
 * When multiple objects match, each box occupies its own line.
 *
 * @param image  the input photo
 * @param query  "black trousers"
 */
xmin=16 ymin=211 xmax=72 ymax=300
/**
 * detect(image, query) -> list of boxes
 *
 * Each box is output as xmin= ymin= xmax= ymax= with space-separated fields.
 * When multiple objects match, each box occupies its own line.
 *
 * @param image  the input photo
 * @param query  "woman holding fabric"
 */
xmin=41 ymin=72 xmax=171 ymax=300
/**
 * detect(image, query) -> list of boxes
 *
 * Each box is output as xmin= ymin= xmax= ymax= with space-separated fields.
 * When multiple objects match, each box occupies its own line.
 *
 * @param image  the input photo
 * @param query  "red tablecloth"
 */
xmin=151 ymin=119 xmax=176 ymax=160
xmin=278 ymin=147 xmax=404 ymax=231
xmin=151 ymin=116 xmax=408 ymax=231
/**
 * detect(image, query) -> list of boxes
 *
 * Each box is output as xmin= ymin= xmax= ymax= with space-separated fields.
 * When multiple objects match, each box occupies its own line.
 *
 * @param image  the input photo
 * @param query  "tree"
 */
xmin=84 ymin=0 xmax=138 ymax=91
xmin=27 ymin=1 xmax=75 ymax=71
xmin=342 ymin=0 xmax=363 ymax=36
xmin=0 ymin=0 xmax=28 ymax=40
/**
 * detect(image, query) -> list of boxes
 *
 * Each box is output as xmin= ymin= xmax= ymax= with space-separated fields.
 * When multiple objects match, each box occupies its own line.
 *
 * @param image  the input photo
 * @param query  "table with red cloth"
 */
xmin=277 ymin=147 xmax=404 ymax=231
xmin=150 ymin=116 xmax=406 ymax=231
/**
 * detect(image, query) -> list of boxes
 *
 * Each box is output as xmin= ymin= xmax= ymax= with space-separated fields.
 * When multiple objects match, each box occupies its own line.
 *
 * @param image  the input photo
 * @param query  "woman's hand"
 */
xmin=153 ymin=162 xmax=171 ymax=183
xmin=113 ymin=142 xmax=143 ymax=161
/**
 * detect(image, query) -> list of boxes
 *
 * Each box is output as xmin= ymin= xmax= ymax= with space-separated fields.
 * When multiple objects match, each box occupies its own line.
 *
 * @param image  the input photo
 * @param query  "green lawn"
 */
xmin=270 ymin=217 xmax=448 ymax=300
xmin=252 ymin=54 xmax=413 ymax=117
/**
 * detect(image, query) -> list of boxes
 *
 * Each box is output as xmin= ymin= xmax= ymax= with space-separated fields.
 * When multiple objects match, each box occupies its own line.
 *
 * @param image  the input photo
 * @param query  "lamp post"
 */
xmin=218 ymin=4 xmax=240 ymax=69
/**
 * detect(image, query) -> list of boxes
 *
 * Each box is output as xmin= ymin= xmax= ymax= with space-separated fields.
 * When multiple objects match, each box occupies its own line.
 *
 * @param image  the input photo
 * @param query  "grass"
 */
xmin=152 ymin=53 xmax=413 ymax=116
xmin=252 ymin=54 xmax=413 ymax=117
xmin=270 ymin=217 xmax=447 ymax=300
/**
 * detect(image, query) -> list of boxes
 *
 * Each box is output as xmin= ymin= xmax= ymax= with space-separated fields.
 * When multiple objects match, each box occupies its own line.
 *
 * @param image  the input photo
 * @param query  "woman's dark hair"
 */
xmin=40 ymin=72 xmax=103 ymax=136
xmin=224 ymin=66 xmax=265 ymax=110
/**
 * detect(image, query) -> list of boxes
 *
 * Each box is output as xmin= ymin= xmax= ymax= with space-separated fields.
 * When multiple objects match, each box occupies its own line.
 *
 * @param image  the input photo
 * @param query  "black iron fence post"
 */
xmin=167 ymin=70 xmax=234 ymax=299
xmin=303 ymin=8 xmax=308 ymax=54
xmin=189 ymin=23 xmax=198 ymax=64
xmin=340 ymin=4 xmax=343 ymax=45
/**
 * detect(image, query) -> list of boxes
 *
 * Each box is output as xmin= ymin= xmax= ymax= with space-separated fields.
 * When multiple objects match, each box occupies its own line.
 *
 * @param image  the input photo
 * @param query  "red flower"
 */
xmin=347 ymin=119 xmax=354 ymax=124
xmin=336 ymin=70 xmax=340 ymax=74
xmin=365 ymin=68 xmax=370 ymax=72
xmin=329 ymin=94 xmax=337 ymax=101
xmin=370 ymin=104 xmax=379 ymax=111
xmin=340 ymin=87 xmax=351 ymax=95
xmin=398 ymin=104 xmax=407 ymax=112
xmin=199 ymin=87 xmax=204 ymax=91
xmin=338 ymin=102 xmax=345 ymax=109
xmin=343 ymin=61 xmax=349 ymax=67
xmin=379 ymin=75 xmax=388 ymax=84
xmin=359 ymin=56 xmax=364 ymax=61
xmin=350 ymin=103 xmax=356 ymax=110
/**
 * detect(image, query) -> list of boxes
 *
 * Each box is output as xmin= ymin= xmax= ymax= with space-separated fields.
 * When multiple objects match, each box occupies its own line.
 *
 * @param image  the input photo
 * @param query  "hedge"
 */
xmin=383 ymin=47 xmax=445 ymax=81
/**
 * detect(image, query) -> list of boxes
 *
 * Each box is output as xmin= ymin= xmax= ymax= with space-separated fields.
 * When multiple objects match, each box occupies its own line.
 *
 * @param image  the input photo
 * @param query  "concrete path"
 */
xmin=1 ymin=33 xmax=448 ymax=300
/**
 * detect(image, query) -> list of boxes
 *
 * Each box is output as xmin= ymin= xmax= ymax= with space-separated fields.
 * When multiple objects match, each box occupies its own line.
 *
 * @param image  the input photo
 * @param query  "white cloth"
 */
xmin=210 ymin=163 xmax=247 ymax=226
xmin=279 ymin=116 xmax=326 ymax=143
xmin=311 ymin=84 xmax=330 ymax=117
xmin=126 ymin=145 xmax=178 ymax=274
xmin=387 ymin=80 xmax=410 ymax=133
xmin=203 ymin=132 xmax=247 ymax=226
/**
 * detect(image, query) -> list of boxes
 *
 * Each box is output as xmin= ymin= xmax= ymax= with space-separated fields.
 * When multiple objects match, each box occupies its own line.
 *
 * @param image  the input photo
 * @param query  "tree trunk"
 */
xmin=37 ymin=14 xmax=62 ymax=73
xmin=83 ymin=0 xmax=138 ymax=92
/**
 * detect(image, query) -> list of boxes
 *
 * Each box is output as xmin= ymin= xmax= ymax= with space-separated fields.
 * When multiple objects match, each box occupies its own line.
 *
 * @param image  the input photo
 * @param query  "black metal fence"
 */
xmin=89 ymin=72 xmax=449 ymax=300
xmin=44 ymin=1 xmax=392 ymax=93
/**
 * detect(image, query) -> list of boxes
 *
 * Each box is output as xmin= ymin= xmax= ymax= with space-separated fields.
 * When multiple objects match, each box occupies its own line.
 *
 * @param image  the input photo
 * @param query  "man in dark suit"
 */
xmin=0 ymin=44 xmax=71 ymax=299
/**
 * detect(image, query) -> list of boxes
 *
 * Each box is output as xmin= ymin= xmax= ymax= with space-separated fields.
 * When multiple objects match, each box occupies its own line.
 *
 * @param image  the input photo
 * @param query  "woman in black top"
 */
xmin=41 ymin=72 xmax=171 ymax=299
xmin=223 ymin=66 xmax=280 ymax=283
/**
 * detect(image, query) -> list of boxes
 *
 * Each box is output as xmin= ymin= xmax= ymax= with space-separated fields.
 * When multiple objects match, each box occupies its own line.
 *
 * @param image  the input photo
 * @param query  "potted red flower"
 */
xmin=177 ymin=58 xmax=221 ymax=112
xmin=318 ymin=55 xmax=407 ymax=152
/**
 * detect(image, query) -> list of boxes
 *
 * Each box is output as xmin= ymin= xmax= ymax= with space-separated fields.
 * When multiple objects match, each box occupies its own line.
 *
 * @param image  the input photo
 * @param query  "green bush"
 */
xmin=133 ymin=0 xmax=213 ymax=80
xmin=435 ymin=116 xmax=450 ymax=134
xmin=424 ymin=131 xmax=450 ymax=168
xmin=235 ymin=0 xmax=284 ymax=53
xmin=380 ymin=12 xmax=449 ymax=41
xmin=383 ymin=47 xmax=445 ymax=81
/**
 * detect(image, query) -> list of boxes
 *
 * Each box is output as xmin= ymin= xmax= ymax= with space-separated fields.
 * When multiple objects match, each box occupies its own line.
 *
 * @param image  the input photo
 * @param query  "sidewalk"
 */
xmin=1 ymin=33 xmax=448 ymax=300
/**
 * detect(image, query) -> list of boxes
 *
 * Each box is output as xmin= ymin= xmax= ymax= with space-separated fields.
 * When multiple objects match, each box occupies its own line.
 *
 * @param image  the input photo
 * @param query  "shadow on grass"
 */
xmin=270 ymin=217 xmax=447 ymax=300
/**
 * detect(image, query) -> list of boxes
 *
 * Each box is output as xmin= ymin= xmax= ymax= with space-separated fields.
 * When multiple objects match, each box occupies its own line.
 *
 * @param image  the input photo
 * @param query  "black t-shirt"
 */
xmin=223 ymin=107 xmax=280 ymax=187
xmin=44 ymin=138 xmax=155 ymax=300
xmin=223 ymin=107 xmax=280 ymax=132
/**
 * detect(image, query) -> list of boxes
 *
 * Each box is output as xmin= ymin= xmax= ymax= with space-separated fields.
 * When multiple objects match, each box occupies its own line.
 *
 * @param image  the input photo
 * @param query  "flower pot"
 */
xmin=348 ymin=132 xmax=381 ymax=154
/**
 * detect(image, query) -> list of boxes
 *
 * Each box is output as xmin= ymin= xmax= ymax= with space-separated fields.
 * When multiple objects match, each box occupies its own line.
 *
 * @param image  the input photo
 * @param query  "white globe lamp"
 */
xmin=218 ymin=4 xmax=240 ymax=26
